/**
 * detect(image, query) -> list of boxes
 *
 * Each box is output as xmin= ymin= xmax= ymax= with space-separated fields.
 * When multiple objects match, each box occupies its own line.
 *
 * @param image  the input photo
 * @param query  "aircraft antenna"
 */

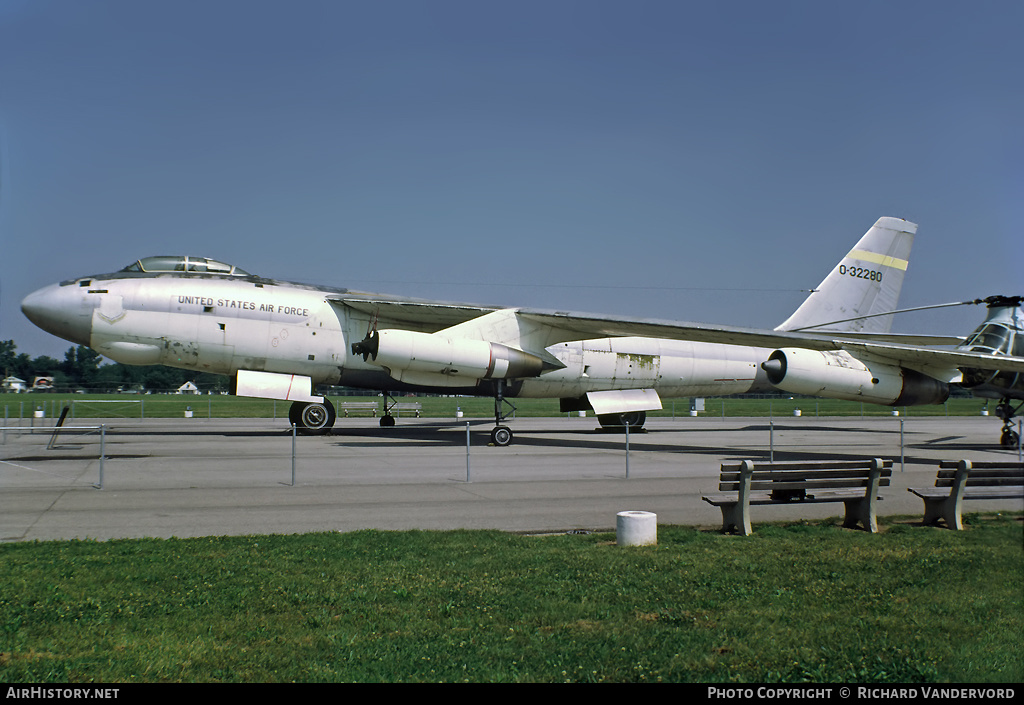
xmin=788 ymin=298 xmax=1009 ymax=332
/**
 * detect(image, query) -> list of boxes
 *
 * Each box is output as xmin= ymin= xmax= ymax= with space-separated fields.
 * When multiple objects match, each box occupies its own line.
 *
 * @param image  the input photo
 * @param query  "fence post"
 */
xmin=899 ymin=417 xmax=905 ymax=471
xmin=291 ymin=424 xmax=297 ymax=486
xmin=94 ymin=424 xmax=106 ymax=490
xmin=465 ymin=422 xmax=471 ymax=482
xmin=627 ymin=422 xmax=632 ymax=478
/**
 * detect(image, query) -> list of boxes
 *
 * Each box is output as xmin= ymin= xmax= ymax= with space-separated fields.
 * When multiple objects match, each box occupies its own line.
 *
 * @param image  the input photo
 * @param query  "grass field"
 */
xmin=1 ymin=393 xmax=998 ymax=422
xmin=1 ymin=516 xmax=1021 ymax=683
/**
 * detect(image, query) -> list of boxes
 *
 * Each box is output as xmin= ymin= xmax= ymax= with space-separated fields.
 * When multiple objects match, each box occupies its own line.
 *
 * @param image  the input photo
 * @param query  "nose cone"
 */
xmin=21 ymin=283 xmax=94 ymax=347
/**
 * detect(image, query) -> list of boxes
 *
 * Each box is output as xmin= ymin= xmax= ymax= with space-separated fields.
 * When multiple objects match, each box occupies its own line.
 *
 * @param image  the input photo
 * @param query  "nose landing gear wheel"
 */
xmin=490 ymin=425 xmax=513 ymax=447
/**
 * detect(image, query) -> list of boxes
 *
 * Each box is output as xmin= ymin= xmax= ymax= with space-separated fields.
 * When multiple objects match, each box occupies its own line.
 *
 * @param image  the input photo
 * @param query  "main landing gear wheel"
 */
xmin=490 ymin=425 xmax=513 ymax=447
xmin=288 ymin=399 xmax=336 ymax=435
xmin=380 ymin=414 xmax=396 ymax=427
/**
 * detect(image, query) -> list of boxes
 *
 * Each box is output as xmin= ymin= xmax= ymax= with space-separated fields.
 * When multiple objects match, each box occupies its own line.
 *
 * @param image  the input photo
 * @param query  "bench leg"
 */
xmin=921 ymin=496 xmax=963 ymax=530
xmin=842 ymin=497 xmax=879 ymax=533
xmin=719 ymin=502 xmax=752 ymax=536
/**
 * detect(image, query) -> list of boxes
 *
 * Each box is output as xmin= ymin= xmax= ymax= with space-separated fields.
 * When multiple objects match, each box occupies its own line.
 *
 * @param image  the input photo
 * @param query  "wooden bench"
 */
xmin=391 ymin=401 xmax=422 ymax=418
xmin=908 ymin=460 xmax=1024 ymax=530
xmin=702 ymin=458 xmax=892 ymax=535
xmin=341 ymin=401 xmax=379 ymax=417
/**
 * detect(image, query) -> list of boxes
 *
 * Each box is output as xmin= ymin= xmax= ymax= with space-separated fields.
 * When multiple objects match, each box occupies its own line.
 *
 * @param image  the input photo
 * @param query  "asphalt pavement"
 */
xmin=2 ymin=414 xmax=1021 ymax=541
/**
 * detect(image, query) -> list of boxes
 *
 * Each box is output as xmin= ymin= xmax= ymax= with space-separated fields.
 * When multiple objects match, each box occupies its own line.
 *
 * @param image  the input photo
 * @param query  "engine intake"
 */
xmin=762 ymin=348 xmax=949 ymax=406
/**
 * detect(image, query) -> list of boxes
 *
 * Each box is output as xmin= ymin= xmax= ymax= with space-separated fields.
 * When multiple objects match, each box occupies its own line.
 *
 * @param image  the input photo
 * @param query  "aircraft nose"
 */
xmin=21 ymin=283 xmax=94 ymax=347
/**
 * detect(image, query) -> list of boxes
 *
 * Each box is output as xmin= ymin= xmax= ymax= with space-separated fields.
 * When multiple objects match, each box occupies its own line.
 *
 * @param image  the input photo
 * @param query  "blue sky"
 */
xmin=2 ymin=0 xmax=1021 ymax=359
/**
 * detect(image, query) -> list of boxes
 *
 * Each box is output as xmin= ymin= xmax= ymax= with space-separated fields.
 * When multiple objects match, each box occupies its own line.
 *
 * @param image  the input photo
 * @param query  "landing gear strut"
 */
xmin=995 ymin=399 xmax=1021 ymax=448
xmin=490 ymin=380 xmax=516 ymax=447
xmin=288 ymin=399 xmax=336 ymax=435
xmin=379 ymin=391 xmax=430 ymax=427
xmin=380 ymin=391 xmax=397 ymax=427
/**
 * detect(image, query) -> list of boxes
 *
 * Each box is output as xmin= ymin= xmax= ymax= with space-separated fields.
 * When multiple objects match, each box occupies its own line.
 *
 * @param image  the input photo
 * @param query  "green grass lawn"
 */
xmin=1 ymin=515 xmax=1020 ymax=683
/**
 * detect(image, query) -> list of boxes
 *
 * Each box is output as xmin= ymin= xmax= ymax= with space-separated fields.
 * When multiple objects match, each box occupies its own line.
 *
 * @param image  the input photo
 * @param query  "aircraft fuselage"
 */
xmin=22 ymin=268 xmax=774 ymax=400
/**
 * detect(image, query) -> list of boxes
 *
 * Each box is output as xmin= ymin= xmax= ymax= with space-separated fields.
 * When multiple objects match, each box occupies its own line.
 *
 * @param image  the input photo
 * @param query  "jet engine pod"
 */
xmin=762 ymin=348 xmax=949 ymax=406
xmin=365 ymin=329 xmax=547 ymax=380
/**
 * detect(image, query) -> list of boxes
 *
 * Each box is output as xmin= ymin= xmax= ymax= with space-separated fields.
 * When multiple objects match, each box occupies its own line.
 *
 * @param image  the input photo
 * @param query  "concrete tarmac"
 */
xmin=2 ymin=414 xmax=1021 ymax=542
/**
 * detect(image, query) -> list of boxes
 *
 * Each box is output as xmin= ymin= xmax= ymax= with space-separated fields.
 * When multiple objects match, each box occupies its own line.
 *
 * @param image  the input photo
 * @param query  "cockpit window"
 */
xmin=121 ymin=256 xmax=251 ymax=276
xmin=965 ymin=324 xmax=1012 ymax=354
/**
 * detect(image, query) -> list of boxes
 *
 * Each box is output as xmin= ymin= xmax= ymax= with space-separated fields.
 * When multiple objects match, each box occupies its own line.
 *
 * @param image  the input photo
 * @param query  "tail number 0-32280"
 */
xmin=839 ymin=264 xmax=883 ymax=281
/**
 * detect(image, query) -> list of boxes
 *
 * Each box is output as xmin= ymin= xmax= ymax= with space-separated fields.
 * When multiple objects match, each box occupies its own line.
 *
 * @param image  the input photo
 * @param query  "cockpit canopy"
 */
xmin=120 ymin=256 xmax=251 ymax=276
xmin=964 ymin=323 xmax=1023 ymax=357
xmin=960 ymin=318 xmax=1024 ymax=390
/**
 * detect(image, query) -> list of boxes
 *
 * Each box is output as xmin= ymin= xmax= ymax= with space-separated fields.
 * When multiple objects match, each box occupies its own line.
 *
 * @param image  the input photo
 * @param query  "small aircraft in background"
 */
xmin=959 ymin=296 xmax=1024 ymax=447
xmin=21 ymin=216 xmax=1024 ymax=445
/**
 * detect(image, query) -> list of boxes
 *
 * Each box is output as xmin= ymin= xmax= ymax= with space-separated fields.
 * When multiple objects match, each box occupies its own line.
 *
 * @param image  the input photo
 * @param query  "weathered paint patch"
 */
xmin=617 ymin=353 xmax=658 ymax=370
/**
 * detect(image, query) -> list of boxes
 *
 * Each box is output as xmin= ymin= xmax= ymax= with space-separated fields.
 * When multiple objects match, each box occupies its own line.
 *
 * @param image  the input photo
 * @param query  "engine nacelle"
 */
xmin=762 ymin=348 xmax=949 ymax=406
xmin=354 ymin=329 xmax=547 ymax=382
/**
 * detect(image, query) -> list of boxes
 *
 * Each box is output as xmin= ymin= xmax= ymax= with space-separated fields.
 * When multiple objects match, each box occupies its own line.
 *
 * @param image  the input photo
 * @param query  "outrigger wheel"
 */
xmin=490 ymin=425 xmax=513 ymax=446
xmin=490 ymin=380 xmax=516 ymax=447
xmin=288 ymin=399 xmax=336 ymax=435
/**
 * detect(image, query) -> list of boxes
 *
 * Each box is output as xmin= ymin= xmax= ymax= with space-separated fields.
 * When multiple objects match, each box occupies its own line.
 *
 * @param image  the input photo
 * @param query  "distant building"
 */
xmin=2 ymin=376 xmax=28 ymax=393
xmin=33 ymin=377 xmax=55 ymax=390
xmin=176 ymin=381 xmax=200 ymax=394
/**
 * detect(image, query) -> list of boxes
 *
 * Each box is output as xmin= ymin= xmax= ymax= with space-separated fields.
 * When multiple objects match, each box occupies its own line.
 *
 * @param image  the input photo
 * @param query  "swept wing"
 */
xmin=329 ymin=298 xmax=1022 ymax=383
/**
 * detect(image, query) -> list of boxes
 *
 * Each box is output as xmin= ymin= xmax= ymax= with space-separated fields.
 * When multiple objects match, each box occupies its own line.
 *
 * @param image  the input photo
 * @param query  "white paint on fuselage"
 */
xmin=89 ymin=276 xmax=349 ymax=383
xmin=518 ymin=337 xmax=769 ymax=399
xmin=85 ymin=274 xmax=773 ymax=399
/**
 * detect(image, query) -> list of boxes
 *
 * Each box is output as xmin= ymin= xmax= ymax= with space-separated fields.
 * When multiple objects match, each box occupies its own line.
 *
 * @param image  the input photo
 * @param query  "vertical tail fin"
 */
xmin=776 ymin=217 xmax=916 ymax=334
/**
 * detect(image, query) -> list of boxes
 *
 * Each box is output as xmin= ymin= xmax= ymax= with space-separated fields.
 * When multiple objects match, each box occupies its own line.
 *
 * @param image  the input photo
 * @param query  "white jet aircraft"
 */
xmin=21 ymin=216 xmax=1023 ymax=445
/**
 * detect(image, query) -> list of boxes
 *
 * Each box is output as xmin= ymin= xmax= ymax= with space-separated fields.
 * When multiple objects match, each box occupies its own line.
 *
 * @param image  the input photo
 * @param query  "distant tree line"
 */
xmin=1 ymin=340 xmax=229 ymax=393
